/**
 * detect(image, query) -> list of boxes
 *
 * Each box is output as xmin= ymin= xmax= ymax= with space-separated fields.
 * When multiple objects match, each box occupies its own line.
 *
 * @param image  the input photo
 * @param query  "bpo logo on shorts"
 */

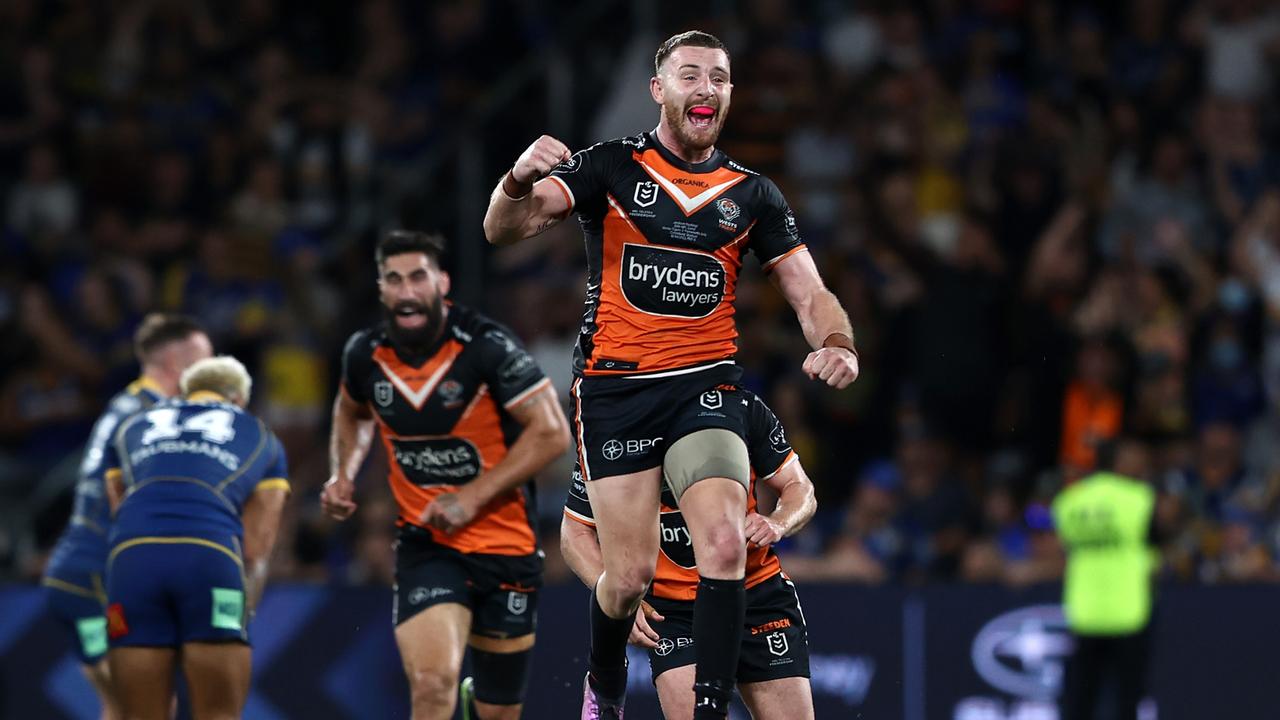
xmin=408 ymin=587 xmax=452 ymax=605
xmin=602 ymin=437 xmax=662 ymax=461
xmin=655 ymin=636 xmax=693 ymax=657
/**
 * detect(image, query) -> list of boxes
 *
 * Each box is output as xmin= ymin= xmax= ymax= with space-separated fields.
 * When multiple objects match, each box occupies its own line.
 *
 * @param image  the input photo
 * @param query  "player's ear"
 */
xmin=650 ymin=75 xmax=663 ymax=104
xmin=438 ymin=271 xmax=451 ymax=297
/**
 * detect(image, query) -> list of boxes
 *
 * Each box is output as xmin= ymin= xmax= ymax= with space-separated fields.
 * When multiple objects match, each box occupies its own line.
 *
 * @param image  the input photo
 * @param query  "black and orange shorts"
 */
xmin=569 ymin=363 xmax=750 ymax=482
xmin=647 ymin=573 xmax=811 ymax=684
xmin=393 ymin=527 xmax=542 ymax=638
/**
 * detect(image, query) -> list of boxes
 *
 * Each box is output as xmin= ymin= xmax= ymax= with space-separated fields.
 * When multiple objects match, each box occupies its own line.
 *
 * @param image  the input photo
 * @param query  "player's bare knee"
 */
xmin=696 ymin=523 xmax=747 ymax=577
xmin=599 ymin=570 xmax=650 ymax=615
xmin=407 ymin=668 xmax=457 ymax=717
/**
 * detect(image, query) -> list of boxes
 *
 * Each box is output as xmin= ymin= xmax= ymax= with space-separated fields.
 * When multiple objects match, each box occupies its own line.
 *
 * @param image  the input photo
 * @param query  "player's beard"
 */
xmin=383 ymin=295 xmax=445 ymax=355
xmin=662 ymin=97 xmax=727 ymax=154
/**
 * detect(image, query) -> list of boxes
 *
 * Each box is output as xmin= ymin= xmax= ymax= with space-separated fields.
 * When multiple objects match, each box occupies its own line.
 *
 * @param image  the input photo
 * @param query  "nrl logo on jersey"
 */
xmin=374 ymin=380 xmax=394 ymax=407
xmin=634 ymin=181 xmax=659 ymax=208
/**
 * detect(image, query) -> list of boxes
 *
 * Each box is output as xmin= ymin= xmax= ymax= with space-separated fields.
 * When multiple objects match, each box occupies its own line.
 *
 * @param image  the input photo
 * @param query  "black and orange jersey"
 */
xmin=546 ymin=132 xmax=806 ymax=378
xmin=341 ymin=304 xmax=552 ymax=556
xmin=564 ymin=390 xmax=798 ymax=601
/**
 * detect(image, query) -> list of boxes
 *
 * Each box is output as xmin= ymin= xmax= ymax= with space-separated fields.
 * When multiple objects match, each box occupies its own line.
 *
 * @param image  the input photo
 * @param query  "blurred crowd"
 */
xmin=4 ymin=0 xmax=1280 ymax=588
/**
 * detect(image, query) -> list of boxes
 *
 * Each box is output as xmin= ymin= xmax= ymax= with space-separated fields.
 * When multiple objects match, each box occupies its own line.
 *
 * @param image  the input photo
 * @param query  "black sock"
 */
xmin=692 ymin=575 xmax=745 ymax=718
xmin=587 ymin=585 xmax=632 ymax=701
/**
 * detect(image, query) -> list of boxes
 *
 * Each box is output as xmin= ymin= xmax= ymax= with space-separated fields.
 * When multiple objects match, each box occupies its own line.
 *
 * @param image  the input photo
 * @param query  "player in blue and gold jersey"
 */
xmin=42 ymin=313 xmax=211 ymax=719
xmin=102 ymin=356 xmax=289 ymax=720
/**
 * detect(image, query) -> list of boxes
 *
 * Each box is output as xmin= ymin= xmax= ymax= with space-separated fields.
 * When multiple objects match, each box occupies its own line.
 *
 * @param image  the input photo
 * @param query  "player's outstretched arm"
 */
xmin=242 ymin=485 xmax=288 ymax=613
xmin=321 ymin=387 xmax=374 ymax=521
xmin=745 ymin=459 xmax=817 ymax=548
xmin=768 ymin=250 xmax=860 ymax=389
xmin=421 ymin=383 xmax=570 ymax=533
xmin=482 ymin=135 xmax=573 ymax=246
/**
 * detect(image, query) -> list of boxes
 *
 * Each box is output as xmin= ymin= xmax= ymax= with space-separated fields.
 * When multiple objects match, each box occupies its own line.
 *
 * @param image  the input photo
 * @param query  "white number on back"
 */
xmin=140 ymin=408 xmax=237 ymax=445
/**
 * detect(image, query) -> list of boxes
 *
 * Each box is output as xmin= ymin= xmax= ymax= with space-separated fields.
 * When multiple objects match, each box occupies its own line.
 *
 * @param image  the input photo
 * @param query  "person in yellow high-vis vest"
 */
xmin=1052 ymin=439 xmax=1160 ymax=720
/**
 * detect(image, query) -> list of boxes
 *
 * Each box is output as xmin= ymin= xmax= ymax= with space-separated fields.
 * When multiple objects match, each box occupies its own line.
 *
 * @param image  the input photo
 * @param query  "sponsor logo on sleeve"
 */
xmin=499 ymin=351 xmax=537 ymax=384
xmin=553 ymin=152 xmax=582 ymax=174
xmin=485 ymin=329 xmax=516 ymax=351
xmin=769 ymin=421 xmax=788 ymax=452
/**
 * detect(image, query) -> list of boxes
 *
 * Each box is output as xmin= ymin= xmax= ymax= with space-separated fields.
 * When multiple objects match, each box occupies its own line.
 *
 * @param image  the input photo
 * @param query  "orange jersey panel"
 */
xmin=582 ymin=193 xmax=747 ymax=375
xmin=382 ymin=387 xmax=536 ymax=556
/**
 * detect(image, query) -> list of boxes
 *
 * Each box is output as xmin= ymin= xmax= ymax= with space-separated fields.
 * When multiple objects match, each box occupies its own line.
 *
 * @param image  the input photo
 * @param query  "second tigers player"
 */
xmin=561 ymin=390 xmax=816 ymax=720
xmin=321 ymin=231 xmax=570 ymax=720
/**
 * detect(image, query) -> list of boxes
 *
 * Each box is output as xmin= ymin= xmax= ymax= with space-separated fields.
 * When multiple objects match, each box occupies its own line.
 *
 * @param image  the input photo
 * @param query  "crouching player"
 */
xmin=561 ymin=390 xmax=816 ymax=720
xmin=103 ymin=356 xmax=289 ymax=720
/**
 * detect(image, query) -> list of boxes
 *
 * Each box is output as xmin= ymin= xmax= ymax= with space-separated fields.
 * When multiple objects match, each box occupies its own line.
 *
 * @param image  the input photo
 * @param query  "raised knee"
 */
xmin=617 ymin=566 xmax=654 ymax=599
xmin=600 ymin=566 xmax=653 ymax=611
xmin=699 ymin=525 xmax=746 ymax=573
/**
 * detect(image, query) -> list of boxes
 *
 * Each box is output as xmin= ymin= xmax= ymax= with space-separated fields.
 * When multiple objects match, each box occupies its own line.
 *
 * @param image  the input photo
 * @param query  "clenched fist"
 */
xmin=321 ymin=475 xmax=357 ymax=520
xmin=745 ymin=512 xmax=786 ymax=548
xmin=510 ymin=135 xmax=572 ymax=187
xmin=421 ymin=489 xmax=480 ymax=534
xmin=803 ymin=346 xmax=859 ymax=389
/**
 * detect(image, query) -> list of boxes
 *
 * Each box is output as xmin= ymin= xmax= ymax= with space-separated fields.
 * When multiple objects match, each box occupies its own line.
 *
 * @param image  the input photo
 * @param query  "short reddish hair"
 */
xmin=654 ymin=31 xmax=729 ymax=75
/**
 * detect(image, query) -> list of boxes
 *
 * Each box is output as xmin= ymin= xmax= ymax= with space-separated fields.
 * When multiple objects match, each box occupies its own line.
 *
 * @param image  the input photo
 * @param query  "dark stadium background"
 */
xmin=2 ymin=0 xmax=1280 ymax=717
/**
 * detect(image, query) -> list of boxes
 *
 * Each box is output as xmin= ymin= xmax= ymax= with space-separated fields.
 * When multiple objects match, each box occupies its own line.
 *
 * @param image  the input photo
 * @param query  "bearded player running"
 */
xmin=322 ymin=231 xmax=570 ymax=720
